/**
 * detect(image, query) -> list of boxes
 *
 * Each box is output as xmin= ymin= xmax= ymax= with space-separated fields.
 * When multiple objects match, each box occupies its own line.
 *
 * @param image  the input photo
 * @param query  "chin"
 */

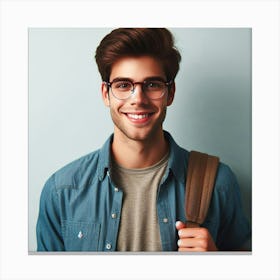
xmin=119 ymin=126 xmax=163 ymax=143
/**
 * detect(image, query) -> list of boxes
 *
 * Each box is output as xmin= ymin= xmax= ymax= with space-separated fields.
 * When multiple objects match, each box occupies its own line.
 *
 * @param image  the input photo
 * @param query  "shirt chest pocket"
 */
xmin=62 ymin=220 xmax=101 ymax=251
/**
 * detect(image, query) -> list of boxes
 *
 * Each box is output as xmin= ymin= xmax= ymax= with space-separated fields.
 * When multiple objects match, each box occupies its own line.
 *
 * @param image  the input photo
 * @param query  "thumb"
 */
xmin=175 ymin=221 xmax=186 ymax=231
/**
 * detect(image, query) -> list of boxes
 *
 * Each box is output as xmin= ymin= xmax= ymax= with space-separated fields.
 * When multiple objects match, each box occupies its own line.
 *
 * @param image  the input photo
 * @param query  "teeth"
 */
xmin=127 ymin=113 xmax=149 ymax=120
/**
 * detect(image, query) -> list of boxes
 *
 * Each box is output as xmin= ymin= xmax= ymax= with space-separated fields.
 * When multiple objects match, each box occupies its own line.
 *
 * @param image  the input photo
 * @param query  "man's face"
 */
xmin=101 ymin=56 xmax=175 ymax=143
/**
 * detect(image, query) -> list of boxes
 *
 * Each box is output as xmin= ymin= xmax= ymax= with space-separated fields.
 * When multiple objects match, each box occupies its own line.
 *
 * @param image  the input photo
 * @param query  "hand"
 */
xmin=176 ymin=221 xmax=218 ymax=252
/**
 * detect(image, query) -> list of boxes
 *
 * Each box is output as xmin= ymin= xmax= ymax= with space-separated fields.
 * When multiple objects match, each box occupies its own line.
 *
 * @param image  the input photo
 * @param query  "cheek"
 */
xmin=109 ymin=99 xmax=125 ymax=112
xmin=158 ymin=98 xmax=170 ymax=109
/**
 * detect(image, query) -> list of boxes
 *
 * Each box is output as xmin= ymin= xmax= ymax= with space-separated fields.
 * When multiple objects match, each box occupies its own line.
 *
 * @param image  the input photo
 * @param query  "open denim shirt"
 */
xmin=36 ymin=131 xmax=251 ymax=251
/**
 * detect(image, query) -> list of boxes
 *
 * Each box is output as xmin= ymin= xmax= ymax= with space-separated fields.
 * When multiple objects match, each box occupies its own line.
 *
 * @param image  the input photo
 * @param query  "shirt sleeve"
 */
xmin=36 ymin=174 xmax=64 ymax=251
xmin=214 ymin=164 xmax=251 ymax=251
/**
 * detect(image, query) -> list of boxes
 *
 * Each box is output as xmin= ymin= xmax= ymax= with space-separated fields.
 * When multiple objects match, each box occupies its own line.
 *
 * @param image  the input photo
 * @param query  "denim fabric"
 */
xmin=36 ymin=131 xmax=251 ymax=251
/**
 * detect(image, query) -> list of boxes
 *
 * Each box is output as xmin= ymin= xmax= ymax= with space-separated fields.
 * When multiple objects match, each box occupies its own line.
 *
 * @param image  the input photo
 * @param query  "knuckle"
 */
xmin=198 ymin=227 xmax=209 ymax=239
xmin=199 ymin=227 xmax=208 ymax=236
xmin=199 ymin=239 xmax=207 ymax=249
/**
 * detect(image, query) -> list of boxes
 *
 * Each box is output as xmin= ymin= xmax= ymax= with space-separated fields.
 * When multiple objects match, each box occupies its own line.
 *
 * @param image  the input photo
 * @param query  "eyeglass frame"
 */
xmin=104 ymin=78 xmax=173 ymax=100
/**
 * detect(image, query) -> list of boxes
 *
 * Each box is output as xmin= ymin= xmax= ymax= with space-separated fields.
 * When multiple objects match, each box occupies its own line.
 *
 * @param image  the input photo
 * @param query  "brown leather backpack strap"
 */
xmin=185 ymin=151 xmax=219 ymax=227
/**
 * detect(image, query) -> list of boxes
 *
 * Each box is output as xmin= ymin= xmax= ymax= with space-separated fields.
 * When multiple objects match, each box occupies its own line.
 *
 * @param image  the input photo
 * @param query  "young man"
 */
xmin=36 ymin=28 xmax=251 ymax=252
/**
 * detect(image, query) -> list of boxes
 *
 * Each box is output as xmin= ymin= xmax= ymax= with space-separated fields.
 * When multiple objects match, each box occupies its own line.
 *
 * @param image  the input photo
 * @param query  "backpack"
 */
xmin=185 ymin=151 xmax=220 ymax=228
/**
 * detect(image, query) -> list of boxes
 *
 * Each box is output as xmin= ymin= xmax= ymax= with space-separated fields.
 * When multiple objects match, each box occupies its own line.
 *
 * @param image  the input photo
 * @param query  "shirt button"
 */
xmin=106 ymin=243 xmax=112 ymax=250
xmin=163 ymin=218 xmax=168 ymax=223
xmin=114 ymin=187 xmax=119 ymax=192
xmin=111 ymin=213 xmax=117 ymax=219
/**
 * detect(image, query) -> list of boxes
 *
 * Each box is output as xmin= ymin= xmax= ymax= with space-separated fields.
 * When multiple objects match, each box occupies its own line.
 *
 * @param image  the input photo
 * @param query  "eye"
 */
xmin=113 ymin=81 xmax=132 ymax=91
xmin=145 ymin=81 xmax=164 ymax=90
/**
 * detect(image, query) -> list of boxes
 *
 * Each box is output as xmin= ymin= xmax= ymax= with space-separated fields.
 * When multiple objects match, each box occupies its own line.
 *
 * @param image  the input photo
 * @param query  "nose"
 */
xmin=130 ymin=84 xmax=148 ymax=104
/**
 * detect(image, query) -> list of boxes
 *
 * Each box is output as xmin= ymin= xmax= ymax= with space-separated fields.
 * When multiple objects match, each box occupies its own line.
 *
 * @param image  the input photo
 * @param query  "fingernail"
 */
xmin=176 ymin=221 xmax=184 ymax=228
xmin=177 ymin=239 xmax=181 ymax=246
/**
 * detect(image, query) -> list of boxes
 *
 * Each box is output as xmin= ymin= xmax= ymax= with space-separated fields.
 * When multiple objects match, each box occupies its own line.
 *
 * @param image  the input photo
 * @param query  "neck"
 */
xmin=111 ymin=130 xmax=169 ymax=169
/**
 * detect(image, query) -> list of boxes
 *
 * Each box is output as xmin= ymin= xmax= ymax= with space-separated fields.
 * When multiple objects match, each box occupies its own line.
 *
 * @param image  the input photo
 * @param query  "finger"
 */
xmin=178 ymin=236 xmax=206 ymax=251
xmin=178 ymin=246 xmax=205 ymax=252
xmin=178 ymin=227 xmax=208 ymax=239
xmin=178 ymin=237 xmax=207 ymax=249
xmin=175 ymin=221 xmax=186 ymax=231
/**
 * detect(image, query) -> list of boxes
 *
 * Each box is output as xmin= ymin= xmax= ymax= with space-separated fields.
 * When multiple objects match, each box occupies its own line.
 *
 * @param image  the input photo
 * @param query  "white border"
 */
xmin=1 ymin=1 xmax=279 ymax=280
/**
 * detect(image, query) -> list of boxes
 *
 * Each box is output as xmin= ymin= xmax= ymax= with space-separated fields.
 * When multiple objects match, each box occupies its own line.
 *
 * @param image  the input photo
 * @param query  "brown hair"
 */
xmin=95 ymin=28 xmax=181 ymax=82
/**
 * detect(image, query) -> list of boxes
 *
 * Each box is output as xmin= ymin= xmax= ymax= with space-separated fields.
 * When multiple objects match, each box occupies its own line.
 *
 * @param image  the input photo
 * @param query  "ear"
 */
xmin=101 ymin=82 xmax=110 ymax=107
xmin=166 ymin=82 xmax=175 ymax=106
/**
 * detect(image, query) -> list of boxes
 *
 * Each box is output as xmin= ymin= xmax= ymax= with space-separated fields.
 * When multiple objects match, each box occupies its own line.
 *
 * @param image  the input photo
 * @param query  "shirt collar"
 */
xmin=97 ymin=131 xmax=188 ymax=183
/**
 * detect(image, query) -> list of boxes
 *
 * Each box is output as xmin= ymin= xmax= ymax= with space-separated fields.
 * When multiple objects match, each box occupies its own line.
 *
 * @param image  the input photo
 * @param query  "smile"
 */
xmin=127 ymin=113 xmax=150 ymax=120
xmin=124 ymin=112 xmax=154 ymax=124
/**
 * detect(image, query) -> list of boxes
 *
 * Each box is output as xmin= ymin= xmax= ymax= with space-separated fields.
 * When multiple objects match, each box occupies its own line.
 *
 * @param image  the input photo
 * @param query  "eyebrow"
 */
xmin=110 ymin=76 xmax=167 ymax=83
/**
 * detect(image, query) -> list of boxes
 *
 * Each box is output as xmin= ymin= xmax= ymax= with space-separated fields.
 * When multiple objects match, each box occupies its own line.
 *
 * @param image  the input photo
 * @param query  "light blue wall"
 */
xmin=29 ymin=28 xmax=251 ymax=252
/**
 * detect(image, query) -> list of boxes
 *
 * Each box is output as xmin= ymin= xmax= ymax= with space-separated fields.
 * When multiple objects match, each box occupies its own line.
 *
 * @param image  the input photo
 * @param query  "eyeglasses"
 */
xmin=104 ymin=78 xmax=173 ymax=100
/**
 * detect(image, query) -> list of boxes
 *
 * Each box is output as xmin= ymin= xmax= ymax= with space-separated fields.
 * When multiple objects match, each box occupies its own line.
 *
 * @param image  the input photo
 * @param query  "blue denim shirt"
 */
xmin=36 ymin=131 xmax=251 ymax=251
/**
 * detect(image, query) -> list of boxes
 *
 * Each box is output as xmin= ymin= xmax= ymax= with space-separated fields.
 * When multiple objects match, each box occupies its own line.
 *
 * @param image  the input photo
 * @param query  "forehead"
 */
xmin=110 ymin=56 xmax=166 ymax=81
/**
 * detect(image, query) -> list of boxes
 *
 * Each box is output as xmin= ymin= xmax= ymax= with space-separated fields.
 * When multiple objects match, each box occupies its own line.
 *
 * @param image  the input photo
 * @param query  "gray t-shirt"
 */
xmin=111 ymin=153 xmax=169 ymax=251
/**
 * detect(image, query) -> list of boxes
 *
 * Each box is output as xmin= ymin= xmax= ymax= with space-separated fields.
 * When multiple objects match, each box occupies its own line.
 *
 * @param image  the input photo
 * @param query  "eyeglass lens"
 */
xmin=110 ymin=80 xmax=167 ymax=100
